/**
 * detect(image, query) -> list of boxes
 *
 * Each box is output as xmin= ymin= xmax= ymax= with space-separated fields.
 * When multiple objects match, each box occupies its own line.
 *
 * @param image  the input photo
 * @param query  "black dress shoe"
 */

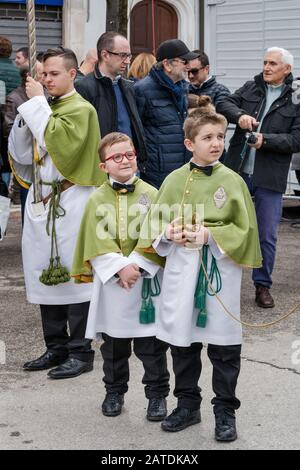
xmin=147 ymin=397 xmax=167 ymax=421
xmin=215 ymin=410 xmax=237 ymax=442
xmin=23 ymin=351 xmax=67 ymax=371
xmin=47 ymin=357 xmax=93 ymax=379
xmin=161 ymin=407 xmax=201 ymax=432
xmin=102 ymin=393 xmax=124 ymax=417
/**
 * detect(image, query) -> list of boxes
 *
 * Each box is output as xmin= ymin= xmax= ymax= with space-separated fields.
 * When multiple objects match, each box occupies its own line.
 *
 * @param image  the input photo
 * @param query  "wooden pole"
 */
xmin=26 ymin=0 xmax=42 ymax=206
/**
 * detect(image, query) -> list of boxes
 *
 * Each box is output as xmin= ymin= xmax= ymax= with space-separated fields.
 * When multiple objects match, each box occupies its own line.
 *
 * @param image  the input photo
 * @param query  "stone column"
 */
xmin=63 ymin=0 xmax=87 ymax=63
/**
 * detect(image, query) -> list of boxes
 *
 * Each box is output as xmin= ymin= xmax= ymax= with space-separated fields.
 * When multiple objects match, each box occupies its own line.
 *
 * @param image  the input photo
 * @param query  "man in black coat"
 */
xmin=217 ymin=47 xmax=300 ymax=308
xmin=134 ymin=39 xmax=199 ymax=188
xmin=75 ymin=32 xmax=147 ymax=172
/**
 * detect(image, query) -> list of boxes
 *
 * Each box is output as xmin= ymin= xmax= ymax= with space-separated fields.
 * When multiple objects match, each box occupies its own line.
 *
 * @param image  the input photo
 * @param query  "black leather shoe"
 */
xmin=47 ymin=357 xmax=93 ymax=379
xmin=23 ymin=351 xmax=67 ymax=371
xmin=161 ymin=407 xmax=201 ymax=432
xmin=215 ymin=410 xmax=237 ymax=442
xmin=102 ymin=393 xmax=124 ymax=417
xmin=147 ymin=397 xmax=167 ymax=421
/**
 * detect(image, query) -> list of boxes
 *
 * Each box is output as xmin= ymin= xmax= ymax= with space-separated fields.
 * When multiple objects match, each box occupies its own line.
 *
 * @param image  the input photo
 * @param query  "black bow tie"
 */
xmin=112 ymin=182 xmax=135 ymax=193
xmin=47 ymin=96 xmax=60 ymax=105
xmin=190 ymin=162 xmax=213 ymax=176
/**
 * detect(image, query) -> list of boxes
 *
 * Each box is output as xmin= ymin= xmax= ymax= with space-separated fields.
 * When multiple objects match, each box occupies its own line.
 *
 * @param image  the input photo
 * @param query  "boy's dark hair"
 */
xmin=96 ymin=32 xmax=126 ymax=62
xmin=192 ymin=50 xmax=209 ymax=67
xmin=0 ymin=36 xmax=12 ymax=58
xmin=42 ymin=47 xmax=78 ymax=71
xmin=184 ymin=109 xmax=227 ymax=142
xmin=98 ymin=132 xmax=134 ymax=163
xmin=16 ymin=47 xmax=29 ymax=59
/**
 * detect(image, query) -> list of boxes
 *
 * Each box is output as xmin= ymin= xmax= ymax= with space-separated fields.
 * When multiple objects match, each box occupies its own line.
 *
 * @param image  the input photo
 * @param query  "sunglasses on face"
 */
xmin=105 ymin=151 xmax=136 ymax=164
xmin=188 ymin=67 xmax=206 ymax=75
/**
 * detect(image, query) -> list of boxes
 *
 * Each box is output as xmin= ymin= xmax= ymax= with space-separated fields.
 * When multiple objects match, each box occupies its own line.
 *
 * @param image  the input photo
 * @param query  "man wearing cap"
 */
xmin=134 ymin=39 xmax=199 ymax=188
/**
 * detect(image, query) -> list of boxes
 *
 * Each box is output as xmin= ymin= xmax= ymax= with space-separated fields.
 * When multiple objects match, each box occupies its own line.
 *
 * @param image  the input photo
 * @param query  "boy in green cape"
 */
xmin=137 ymin=110 xmax=262 ymax=441
xmin=72 ymin=132 xmax=169 ymax=420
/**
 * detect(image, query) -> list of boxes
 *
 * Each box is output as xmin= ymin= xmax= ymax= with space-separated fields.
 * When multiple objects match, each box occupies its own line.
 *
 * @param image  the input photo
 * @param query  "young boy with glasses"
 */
xmin=72 ymin=132 xmax=169 ymax=421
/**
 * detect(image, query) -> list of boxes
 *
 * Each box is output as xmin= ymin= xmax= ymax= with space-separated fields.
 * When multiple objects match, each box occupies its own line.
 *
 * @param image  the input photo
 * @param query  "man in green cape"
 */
xmin=8 ymin=47 xmax=105 ymax=379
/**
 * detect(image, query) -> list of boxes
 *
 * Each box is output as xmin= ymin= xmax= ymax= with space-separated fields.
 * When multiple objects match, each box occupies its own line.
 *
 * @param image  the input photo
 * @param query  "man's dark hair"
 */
xmin=16 ymin=47 xmax=29 ymax=59
xmin=42 ymin=47 xmax=78 ymax=70
xmin=96 ymin=31 xmax=126 ymax=62
xmin=19 ymin=66 xmax=29 ymax=86
xmin=0 ymin=36 xmax=12 ymax=58
xmin=36 ymin=51 xmax=45 ymax=62
xmin=193 ymin=50 xmax=209 ymax=67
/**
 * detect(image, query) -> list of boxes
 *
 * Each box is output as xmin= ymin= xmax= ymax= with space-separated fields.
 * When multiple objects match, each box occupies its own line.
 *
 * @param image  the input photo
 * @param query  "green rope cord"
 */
xmin=39 ymin=180 xmax=71 ymax=286
xmin=140 ymin=274 xmax=161 ymax=324
xmin=194 ymin=245 xmax=222 ymax=328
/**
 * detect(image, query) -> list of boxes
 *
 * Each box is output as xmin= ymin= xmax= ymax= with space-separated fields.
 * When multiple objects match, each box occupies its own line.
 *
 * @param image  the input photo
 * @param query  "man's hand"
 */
xmin=238 ymin=114 xmax=259 ymax=131
xmin=248 ymin=132 xmax=263 ymax=149
xmin=117 ymin=264 xmax=141 ymax=290
xmin=25 ymin=76 xmax=44 ymax=99
xmin=165 ymin=217 xmax=187 ymax=245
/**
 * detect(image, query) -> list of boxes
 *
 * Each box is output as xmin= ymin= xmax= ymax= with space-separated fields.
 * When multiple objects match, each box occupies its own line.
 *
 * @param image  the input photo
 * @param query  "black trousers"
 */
xmin=40 ymin=302 xmax=94 ymax=362
xmin=101 ymin=334 xmax=170 ymax=398
xmin=171 ymin=343 xmax=241 ymax=412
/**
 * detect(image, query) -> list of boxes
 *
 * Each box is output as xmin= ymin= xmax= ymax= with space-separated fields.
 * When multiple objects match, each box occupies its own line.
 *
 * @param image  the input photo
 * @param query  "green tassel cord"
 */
xmin=39 ymin=181 xmax=71 ymax=286
xmin=139 ymin=275 xmax=161 ymax=324
xmin=194 ymin=245 xmax=222 ymax=328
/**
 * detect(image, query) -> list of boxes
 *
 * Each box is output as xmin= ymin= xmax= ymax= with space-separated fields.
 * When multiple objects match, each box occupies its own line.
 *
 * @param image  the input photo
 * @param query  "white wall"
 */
xmin=84 ymin=0 xmax=107 ymax=57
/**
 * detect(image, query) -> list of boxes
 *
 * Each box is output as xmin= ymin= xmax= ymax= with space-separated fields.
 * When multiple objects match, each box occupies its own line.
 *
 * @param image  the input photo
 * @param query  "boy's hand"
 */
xmin=165 ymin=217 xmax=187 ymax=245
xmin=26 ymin=76 xmax=44 ymax=99
xmin=184 ymin=225 xmax=209 ymax=249
xmin=117 ymin=264 xmax=141 ymax=290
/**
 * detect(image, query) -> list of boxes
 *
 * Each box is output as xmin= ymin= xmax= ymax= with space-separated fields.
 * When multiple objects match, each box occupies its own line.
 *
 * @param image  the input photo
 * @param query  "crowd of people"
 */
xmin=1 ymin=31 xmax=300 ymax=443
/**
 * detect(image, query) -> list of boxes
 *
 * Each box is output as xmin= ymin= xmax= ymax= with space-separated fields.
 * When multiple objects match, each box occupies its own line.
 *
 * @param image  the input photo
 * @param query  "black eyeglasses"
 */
xmin=106 ymin=50 xmax=132 ymax=61
xmin=187 ymin=67 xmax=206 ymax=75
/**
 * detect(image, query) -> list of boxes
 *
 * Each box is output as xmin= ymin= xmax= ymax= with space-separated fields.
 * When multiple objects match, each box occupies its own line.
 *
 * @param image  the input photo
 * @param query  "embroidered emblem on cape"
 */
xmin=214 ymin=186 xmax=227 ymax=209
xmin=137 ymin=194 xmax=151 ymax=214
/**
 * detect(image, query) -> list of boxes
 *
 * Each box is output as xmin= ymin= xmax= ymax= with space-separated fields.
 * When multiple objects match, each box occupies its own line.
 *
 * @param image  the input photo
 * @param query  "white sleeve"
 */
xmin=17 ymin=95 xmax=52 ymax=149
xmin=90 ymin=253 xmax=133 ymax=284
xmin=8 ymin=115 xmax=33 ymax=165
xmin=208 ymin=233 xmax=227 ymax=260
xmin=128 ymin=251 xmax=160 ymax=278
xmin=152 ymin=231 xmax=174 ymax=257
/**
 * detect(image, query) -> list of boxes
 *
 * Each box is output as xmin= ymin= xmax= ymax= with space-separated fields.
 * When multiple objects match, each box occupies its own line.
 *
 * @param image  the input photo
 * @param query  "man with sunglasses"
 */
xmin=75 ymin=32 xmax=147 ymax=172
xmin=187 ymin=51 xmax=230 ymax=108
xmin=134 ymin=39 xmax=199 ymax=189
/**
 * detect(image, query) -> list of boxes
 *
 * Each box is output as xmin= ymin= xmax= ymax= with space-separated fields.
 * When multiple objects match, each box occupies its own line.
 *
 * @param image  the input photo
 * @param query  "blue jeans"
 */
xmin=242 ymin=174 xmax=282 ymax=288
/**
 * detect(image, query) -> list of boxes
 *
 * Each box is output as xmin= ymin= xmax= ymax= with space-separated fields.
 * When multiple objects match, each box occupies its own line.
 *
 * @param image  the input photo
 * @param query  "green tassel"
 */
xmin=195 ymin=292 xmax=206 ymax=311
xmin=196 ymin=311 xmax=207 ymax=328
xmin=39 ymin=257 xmax=70 ymax=286
xmin=146 ymin=297 xmax=155 ymax=324
xmin=140 ymin=299 xmax=150 ymax=324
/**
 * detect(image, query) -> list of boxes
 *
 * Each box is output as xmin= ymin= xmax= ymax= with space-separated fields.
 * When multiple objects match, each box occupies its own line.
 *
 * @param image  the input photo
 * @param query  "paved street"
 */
xmin=0 ymin=206 xmax=300 ymax=450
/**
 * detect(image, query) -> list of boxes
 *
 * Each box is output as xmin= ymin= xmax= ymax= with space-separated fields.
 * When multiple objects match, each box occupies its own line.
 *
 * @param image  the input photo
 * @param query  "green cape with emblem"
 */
xmin=72 ymin=178 xmax=165 ymax=283
xmin=10 ymin=92 xmax=106 ymax=188
xmin=137 ymin=162 xmax=262 ymax=268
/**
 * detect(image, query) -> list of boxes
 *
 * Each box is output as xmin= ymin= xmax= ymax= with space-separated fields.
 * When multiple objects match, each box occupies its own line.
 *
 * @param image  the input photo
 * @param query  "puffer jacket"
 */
xmin=0 ymin=59 xmax=21 ymax=97
xmin=134 ymin=68 xmax=190 ymax=188
xmin=217 ymin=73 xmax=300 ymax=193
